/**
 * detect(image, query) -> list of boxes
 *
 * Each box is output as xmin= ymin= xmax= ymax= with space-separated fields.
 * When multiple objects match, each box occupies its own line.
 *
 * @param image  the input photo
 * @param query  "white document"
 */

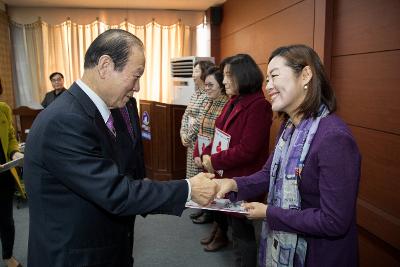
xmin=211 ymin=128 xmax=231 ymax=176
xmin=197 ymin=134 xmax=211 ymax=156
xmin=19 ymin=143 xmax=25 ymax=153
xmin=185 ymin=199 xmax=248 ymax=214
xmin=0 ymin=156 xmax=24 ymax=173
xmin=188 ymin=116 xmax=196 ymax=129
xmin=211 ymin=128 xmax=231 ymax=154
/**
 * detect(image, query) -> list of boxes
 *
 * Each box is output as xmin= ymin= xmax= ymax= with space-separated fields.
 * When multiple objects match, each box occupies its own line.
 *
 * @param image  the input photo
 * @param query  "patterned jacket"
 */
xmin=180 ymin=88 xmax=210 ymax=145
xmin=180 ymin=87 xmax=210 ymax=178
xmin=193 ymin=94 xmax=229 ymax=158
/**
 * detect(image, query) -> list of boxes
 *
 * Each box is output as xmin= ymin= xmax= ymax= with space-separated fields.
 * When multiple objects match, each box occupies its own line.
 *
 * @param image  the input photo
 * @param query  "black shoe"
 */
xmin=192 ymin=212 xmax=213 ymax=224
xmin=189 ymin=210 xmax=204 ymax=219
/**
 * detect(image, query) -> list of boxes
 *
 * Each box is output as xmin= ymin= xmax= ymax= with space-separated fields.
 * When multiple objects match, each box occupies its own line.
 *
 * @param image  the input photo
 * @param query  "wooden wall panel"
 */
xmin=352 ymin=127 xmax=400 ymax=218
xmin=357 ymin=199 xmax=400 ymax=250
xmin=332 ymin=0 xmax=400 ymax=56
xmin=358 ymin=227 xmax=400 ymax=267
xmin=171 ymin=106 xmax=186 ymax=178
xmin=330 ymin=0 xmax=400 ymax=262
xmin=268 ymin=116 xmax=282 ymax=154
xmin=220 ymin=0 xmax=302 ymax=38
xmin=313 ymin=0 xmax=333 ymax=76
xmin=220 ymin=0 xmax=314 ymax=64
xmin=153 ymin=103 xmax=170 ymax=172
xmin=332 ymin=51 xmax=400 ymax=134
xmin=352 ymin=126 xmax=400 ymax=248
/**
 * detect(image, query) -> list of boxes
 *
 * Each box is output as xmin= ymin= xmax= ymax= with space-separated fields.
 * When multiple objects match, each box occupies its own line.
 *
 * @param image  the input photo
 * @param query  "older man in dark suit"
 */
xmin=24 ymin=29 xmax=217 ymax=267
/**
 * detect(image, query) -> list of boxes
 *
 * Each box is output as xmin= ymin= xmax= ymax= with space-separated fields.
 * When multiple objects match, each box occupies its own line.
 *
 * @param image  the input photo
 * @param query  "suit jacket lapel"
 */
xmin=126 ymin=98 xmax=139 ymax=148
xmin=68 ymin=83 xmax=116 ymax=150
xmin=68 ymin=83 xmax=97 ymax=119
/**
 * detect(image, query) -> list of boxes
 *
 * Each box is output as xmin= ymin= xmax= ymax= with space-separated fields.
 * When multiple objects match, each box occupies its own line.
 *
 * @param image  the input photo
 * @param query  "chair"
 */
xmin=12 ymin=106 xmax=43 ymax=142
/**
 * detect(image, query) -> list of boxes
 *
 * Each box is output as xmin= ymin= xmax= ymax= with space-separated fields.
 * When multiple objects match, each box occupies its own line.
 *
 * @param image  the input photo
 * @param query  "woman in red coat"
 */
xmin=202 ymin=54 xmax=272 ymax=267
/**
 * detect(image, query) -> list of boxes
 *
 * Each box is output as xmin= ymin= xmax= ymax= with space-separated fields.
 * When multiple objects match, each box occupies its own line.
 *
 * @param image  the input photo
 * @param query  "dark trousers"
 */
xmin=214 ymin=211 xmax=228 ymax=233
xmin=229 ymin=216 xmax=257 ymax=267
xmin=0 ymin=172 xmax=15 ymax=260
xmin=127 ymin=216 xmax=136 ymax=266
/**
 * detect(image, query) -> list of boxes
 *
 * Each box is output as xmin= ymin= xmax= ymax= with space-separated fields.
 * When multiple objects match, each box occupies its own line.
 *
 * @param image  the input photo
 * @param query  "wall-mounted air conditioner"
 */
xmin=170 ymin=56 xmax=214 ymax=105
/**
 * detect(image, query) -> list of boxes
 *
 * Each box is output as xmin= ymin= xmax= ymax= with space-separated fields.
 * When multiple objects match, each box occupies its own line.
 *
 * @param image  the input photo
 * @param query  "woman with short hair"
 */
xmin=180 ymin=60 xmax=214 ymax=223
xmin=193 ymin=66 xmax=229 ymax=251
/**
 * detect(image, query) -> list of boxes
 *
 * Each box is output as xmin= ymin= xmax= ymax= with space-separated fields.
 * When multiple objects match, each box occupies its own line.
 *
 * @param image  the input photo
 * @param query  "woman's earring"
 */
xmin=304 ymin=84 xmax=308 ymax=90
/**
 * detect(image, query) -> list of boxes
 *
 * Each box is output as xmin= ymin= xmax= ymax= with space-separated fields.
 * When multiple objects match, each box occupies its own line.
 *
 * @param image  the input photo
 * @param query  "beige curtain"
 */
xmin=11 ymin=18 xmax=195 ymax=106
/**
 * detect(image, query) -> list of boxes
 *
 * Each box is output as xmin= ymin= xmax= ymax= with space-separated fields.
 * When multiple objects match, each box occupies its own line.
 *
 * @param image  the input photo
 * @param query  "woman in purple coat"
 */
xmin=215 ymin=45 xmax=361 ymax=267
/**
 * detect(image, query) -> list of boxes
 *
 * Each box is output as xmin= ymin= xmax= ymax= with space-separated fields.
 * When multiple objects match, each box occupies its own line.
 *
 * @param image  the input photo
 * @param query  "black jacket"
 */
xmin=41 ymin=88 xmax=66 ymax=108
xmin=24 ymin=83 xmax=187 ymax=267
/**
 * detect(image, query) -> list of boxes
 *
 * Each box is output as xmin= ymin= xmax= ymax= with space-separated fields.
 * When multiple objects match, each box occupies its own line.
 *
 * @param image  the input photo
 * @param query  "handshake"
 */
xmin=188 ymin=172 xmax=238 ymax=206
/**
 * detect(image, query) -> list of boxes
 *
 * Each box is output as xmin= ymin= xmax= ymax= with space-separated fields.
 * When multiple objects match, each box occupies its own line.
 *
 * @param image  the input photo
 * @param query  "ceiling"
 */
xmin=2 ymin=0 xmax=226 ymax=10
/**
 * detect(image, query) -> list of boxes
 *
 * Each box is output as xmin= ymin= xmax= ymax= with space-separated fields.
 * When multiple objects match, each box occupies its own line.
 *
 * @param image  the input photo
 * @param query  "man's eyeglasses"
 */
xmin=51 ymin=78 xmax=63 ymax=83
xmin=205 ymin=83 xmax=214 ymax=88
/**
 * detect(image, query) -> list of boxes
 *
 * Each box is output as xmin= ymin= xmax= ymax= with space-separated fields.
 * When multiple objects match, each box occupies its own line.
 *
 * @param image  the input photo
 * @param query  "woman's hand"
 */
xmin=213 ymin=178 xmax=238 ymax=198
xmin=242 ymin=202 xmax=268 ymax=220
xmin=181 ymin=135 xmax=189 ymax=147
xmin=202 ymin=155 xmax=214 ymax=173
xmin=12 ymin=151 xmax=24 ymax=160
xmin=194 ymin=157 xmax=203 ymax=168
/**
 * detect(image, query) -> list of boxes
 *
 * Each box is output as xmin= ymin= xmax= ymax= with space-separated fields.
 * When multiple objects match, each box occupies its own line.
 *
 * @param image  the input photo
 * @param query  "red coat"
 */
xmin=203 ymin=90 xmax=272 ymax=193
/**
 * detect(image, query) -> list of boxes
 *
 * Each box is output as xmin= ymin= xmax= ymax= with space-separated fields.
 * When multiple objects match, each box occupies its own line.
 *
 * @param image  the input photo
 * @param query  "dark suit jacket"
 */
xmin=41 ymin=88 xmax=66 ymax=108
xmin=24 ymin=82 xmax=188 ymax=267
xmin=111 ymin=97 xmax=145 ymax=181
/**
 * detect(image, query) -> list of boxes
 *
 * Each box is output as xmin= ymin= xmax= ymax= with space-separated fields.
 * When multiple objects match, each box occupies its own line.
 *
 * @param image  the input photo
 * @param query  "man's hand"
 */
xmin=213 ymin=178 xmax=238 ymax=198
xmin=242 ymin=202 xmax=267 ymax=220
xmin=202 ymin=155 xmax=214 ymax=173
xmin=194 ymin=157 xmax=203 ymax=168
xmin=189 ymin=172 xmax=218 ymax=206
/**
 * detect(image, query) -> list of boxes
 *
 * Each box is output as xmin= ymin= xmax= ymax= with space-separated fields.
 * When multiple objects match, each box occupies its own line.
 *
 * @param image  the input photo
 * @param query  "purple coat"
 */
xmin=233 ymin=114 xmax=361 ymax=267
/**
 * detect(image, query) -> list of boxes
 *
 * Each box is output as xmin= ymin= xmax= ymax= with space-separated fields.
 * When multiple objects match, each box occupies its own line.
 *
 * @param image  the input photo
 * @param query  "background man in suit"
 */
xmin=41 ymin=72 xmax=67 ymax=108
xmin=24 ymin=29 xmax=217 ymax=267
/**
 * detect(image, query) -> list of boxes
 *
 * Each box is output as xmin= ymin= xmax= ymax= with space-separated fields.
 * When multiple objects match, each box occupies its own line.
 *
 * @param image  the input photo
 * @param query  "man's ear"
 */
xmin=302 ymin=66 xmax=313 ymax=86
xmin=97 ymin=55 xmax=114 ymax=79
